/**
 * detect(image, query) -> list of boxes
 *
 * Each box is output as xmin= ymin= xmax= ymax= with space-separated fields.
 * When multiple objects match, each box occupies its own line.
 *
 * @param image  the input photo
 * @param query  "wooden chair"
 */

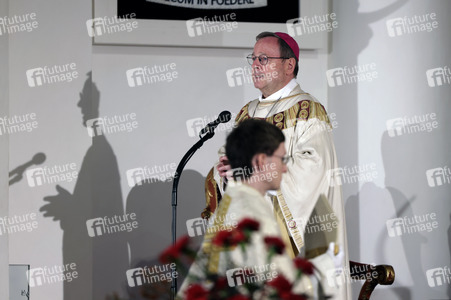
xmin=349 ymin=261 xmax=395 ymax=300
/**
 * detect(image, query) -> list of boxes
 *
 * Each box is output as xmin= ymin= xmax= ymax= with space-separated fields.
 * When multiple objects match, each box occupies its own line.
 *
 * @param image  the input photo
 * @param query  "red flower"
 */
xmin=159 ymin=235 xmax=191 ymax=264
xmin=294 ymin=257 xmax=314 ymax=275
xmin=227 ymin=295 xmax=251 ymax=300
xmin=268 ymin=274 xmax=308 ymax=300
xmin=281 ymin=293 xmax=307 ymax=300
xmin=268 ymin=275 xmax=307 ymax=300
xmin=174 ymin=235 xmax=191 ymax=253
xmin=213 ymin=230 xmax=234 ymax=247
xmin=186 ymin=284 xmax=208 ymax=300
xmin=237 ymin=218 xmax=260 ymax=232
xmin=213 ymin=230 xmax=246 ymax=248
xmin=264 ymin=236 xmax=285 ymax=254
xmin=213 ymin=277 xmax=229 ymax=290
xmin=268 ymin=274 xmax=292 ymax=291
xmin=232 ymin=230 xmax=247 ymax=244
xmin=159 ymin=247 xmax=178 ymax=264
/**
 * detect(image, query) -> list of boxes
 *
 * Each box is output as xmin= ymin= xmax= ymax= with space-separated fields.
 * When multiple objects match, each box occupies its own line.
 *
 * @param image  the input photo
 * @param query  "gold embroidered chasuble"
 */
xmin=208 ymin=84 xmax=351 ymax=300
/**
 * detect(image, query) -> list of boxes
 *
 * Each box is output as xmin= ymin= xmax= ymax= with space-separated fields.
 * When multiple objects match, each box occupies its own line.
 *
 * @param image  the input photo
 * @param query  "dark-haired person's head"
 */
xmin=226 ymin=119 xmax=288 ymax=192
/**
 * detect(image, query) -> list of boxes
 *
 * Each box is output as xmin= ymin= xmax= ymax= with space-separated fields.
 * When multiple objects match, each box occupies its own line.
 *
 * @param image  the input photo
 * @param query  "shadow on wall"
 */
xmin=38 ymin=72 xmax=207 ymax=300
xmin=40 ymin=72 xmax=129 ymax=300
xmin=381 ymin=126 xmax=451 ymax=300
xmin=328 ymin=0 xmax=408 ymax=297
xmin=346 ymin=126 xmax=451 ymax=300
xmin=345 ymin=182 xmax=411 ymax=300
xmin=125 ymin=169 xmax=205 ymax=300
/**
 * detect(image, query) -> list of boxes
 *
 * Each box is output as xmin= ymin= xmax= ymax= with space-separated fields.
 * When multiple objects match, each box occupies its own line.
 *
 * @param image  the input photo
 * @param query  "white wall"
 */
xmin=7 ymin=0 xmax=92 ymax=299
xmin=1 ymin=0 xmax=10 ymax=298
xmin=330 ymin=0 xmax=451 ymax=299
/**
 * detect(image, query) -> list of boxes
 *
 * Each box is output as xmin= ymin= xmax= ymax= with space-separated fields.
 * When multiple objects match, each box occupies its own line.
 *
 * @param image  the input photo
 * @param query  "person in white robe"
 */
xmin=203 ymin=32 xmax=350 ymax=300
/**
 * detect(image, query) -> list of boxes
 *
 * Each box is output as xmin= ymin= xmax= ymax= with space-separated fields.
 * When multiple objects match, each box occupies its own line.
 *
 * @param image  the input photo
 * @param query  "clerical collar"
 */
xmin=259 ymin=79 xmax=298 ymax=102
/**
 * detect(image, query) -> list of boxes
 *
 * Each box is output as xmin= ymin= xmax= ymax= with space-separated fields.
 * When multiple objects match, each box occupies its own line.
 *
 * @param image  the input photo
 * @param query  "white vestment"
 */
xmin=213 ymin=80 xmax=351 ymax=300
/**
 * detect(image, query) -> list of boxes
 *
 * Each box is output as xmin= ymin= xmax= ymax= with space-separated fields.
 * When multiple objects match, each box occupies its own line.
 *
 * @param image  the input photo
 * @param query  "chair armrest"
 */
xmin=349 ymin=261 xmax=395 ymax=300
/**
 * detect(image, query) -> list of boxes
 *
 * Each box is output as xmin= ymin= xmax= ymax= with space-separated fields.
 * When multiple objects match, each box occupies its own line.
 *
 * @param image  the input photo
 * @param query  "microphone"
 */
xmin=200 ymin=111 xmax=232 ymax=136
xmin=9 ymin=152 xmax=46 ymax=185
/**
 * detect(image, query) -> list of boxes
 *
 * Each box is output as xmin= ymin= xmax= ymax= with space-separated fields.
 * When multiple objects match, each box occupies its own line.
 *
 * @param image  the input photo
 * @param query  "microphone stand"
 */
xmin=170 ymin=130 xmax=215 ymax=299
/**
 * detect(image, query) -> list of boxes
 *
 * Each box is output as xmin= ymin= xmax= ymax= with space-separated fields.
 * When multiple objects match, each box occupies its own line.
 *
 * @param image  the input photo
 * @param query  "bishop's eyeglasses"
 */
xmin=246 ymin=54 xmax=290 ymax=66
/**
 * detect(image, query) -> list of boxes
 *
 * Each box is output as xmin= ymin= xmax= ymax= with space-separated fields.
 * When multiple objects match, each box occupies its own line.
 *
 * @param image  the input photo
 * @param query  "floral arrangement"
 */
xmin=159 ymin=218 xmax=316 ymax=300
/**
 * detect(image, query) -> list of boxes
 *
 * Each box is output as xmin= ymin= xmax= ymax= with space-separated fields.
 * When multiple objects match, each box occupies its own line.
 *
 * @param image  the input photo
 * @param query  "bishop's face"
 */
xmin=251 ymin=37 xmax=293 ymax=98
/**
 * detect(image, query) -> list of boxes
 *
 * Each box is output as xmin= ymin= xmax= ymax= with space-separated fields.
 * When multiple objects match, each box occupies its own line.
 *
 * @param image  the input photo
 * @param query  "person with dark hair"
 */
xmin=225 ymin=118 xmax=288 ymax=199
xmin=204 ymin=32 xmax=351 ymax=299
xmin=177 ymin=119 xmax=318 ymax=299
xmin=226 ymin=118 xmax=285 ymax=174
